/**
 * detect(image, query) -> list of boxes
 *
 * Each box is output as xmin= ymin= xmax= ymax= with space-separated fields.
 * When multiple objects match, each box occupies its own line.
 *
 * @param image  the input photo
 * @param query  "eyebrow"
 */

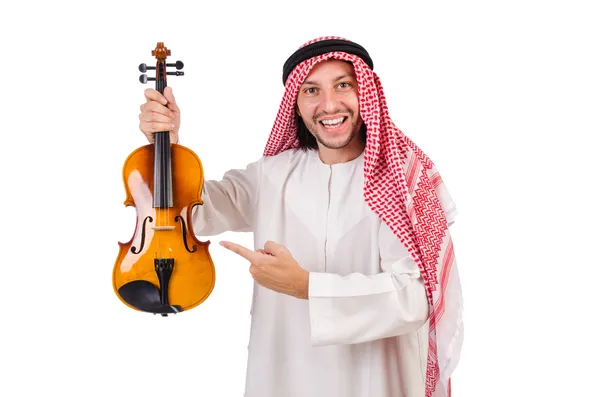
xmin=302 ymin=74 xmax=354 ymax=86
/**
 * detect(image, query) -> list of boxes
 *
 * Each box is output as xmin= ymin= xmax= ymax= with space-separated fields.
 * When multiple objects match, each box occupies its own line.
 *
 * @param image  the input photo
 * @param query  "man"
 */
xmin=139 ymin=36 xmax=463 ymax=397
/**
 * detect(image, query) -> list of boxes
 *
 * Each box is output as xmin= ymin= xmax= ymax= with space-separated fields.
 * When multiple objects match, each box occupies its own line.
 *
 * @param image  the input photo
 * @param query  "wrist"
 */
xmin=295 ymin=270 xmax=309 ymax=299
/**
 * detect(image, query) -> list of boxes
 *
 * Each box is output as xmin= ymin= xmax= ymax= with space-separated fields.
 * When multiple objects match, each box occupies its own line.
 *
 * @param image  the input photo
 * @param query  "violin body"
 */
xmin=112 ymin=43 xmax=215 ymax=316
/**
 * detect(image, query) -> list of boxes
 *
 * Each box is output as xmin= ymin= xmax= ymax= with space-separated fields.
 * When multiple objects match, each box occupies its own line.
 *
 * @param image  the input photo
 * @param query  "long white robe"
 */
xmin=193 ymin=148 xmax=443 ymax=397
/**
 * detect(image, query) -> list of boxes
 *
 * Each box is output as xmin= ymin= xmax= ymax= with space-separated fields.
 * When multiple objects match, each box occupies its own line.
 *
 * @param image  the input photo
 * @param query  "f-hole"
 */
xmin=131 ymin=216 xmax=153 ymax=254
xmin=175 ymin=215 xmax=197 ymax=253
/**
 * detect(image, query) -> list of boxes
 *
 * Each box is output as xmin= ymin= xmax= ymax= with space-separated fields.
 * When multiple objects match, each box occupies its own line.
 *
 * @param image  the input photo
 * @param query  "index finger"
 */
xmin=144 ymin=88 xmax=168 ymax=105
xmin=220 ymin=241 xmax=258 ymax=262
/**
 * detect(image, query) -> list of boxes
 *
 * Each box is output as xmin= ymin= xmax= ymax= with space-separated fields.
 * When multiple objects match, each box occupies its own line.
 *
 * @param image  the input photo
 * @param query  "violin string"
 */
xmin=157 ymin=71 xmax=164 ymax=263
xmin=162 ymin=123 xmax=167 ymax=260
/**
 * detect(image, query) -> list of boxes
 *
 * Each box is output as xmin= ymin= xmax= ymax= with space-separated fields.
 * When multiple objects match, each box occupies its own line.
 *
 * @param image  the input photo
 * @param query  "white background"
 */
xmin=1 ymin=1 xmax=598 ymax=396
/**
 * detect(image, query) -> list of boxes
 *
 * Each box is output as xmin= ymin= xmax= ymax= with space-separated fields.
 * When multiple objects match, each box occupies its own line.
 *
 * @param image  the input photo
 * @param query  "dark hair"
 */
xmin=295 ymin=115 xmax=367 ymax=150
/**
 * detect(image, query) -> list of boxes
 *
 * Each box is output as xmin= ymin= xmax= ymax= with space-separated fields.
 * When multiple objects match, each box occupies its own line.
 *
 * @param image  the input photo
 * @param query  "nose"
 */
xmin=321 ymin=88 xmax=339 ymax=113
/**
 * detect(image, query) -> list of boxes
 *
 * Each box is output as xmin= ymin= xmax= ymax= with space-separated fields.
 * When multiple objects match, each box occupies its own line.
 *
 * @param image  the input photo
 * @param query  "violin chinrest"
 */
xmin=118 ymin=280 xmax=183 ymax=314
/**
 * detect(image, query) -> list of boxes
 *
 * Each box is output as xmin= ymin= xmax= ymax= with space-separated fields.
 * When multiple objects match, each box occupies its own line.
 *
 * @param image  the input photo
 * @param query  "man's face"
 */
xmin=296 ymin=59 xmax=362 ymax=150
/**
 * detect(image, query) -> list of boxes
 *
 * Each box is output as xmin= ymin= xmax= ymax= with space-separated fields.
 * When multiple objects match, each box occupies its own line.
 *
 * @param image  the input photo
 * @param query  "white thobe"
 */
xmin=193 ymin=148 xmax=432 ymax=397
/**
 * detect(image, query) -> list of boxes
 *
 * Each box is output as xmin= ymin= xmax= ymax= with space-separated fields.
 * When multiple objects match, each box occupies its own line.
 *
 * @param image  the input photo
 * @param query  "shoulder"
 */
xmin=222 ymin=149 xmax=309 ymax=180
xmin=261 ymin=148 xmax=312 ymax=169
xmin=255 ymin=148 xmax=313 ymax=185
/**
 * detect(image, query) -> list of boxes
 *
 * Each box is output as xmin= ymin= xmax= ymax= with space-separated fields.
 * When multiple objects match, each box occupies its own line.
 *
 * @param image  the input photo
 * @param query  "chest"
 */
xmin=254 ymin=164 xmax=381 ymax=275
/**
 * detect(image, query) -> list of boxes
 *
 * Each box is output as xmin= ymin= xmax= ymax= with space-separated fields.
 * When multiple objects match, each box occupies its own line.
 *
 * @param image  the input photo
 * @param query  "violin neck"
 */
xmin=153 ymin=68 xmax=173 ymax=209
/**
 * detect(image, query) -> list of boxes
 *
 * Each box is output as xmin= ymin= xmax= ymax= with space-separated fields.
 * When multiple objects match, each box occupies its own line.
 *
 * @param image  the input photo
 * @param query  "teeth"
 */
xmin=321 ymin=117 xmax=345 ymax=126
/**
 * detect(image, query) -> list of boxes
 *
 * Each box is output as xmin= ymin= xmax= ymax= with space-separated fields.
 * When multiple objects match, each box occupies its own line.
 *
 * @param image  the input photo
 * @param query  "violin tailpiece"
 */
xmin=155 ymin=258 xmax=175 ymax=306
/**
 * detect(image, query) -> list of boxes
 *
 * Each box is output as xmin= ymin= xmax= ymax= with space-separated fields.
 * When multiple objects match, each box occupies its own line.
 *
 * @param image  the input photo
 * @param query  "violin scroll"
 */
xmin=138 ymin=43 xmax=185 ymax=86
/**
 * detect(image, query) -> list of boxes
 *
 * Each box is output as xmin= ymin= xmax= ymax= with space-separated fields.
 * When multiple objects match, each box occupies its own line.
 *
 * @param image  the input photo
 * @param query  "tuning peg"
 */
xmin=139 ymin=63 xmax=156 ymax=73
xmin=139 ymin=75 xmax=156 ymax=84
xmin=167 ymin=61 xmax=184 ymax=70
xmin=167 ymin=71 xmax=184 ymax=76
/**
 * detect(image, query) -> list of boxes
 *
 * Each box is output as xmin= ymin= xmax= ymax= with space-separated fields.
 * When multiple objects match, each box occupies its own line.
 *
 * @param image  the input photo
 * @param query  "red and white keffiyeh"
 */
xmin=263 ymin=36 xmax=463 ymax=397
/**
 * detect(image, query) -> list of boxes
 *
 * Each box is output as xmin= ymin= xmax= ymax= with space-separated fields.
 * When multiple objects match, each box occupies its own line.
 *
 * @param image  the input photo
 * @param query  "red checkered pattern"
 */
xmin=264 ymin=37 xmax=462 ymax=397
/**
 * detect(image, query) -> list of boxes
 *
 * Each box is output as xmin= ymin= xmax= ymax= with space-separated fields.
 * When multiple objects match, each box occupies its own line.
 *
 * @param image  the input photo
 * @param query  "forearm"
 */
xmin=307 ymin=270 xmax=429 ymax=346
xmin=193 ymin=180 xmax=252 ymax=235
xmin=192 ymin=162 xmax=260 ymax=236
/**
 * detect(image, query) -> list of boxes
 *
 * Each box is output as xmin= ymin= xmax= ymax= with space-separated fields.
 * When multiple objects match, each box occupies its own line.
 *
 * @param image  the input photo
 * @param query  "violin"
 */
xmin=112 ymin=42 xmax=216 ymax=316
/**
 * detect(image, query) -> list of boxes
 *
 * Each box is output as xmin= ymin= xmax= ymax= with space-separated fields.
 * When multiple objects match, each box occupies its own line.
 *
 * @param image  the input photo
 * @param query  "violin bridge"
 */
xmin=152 ymin=226 xmax=176 ymax=231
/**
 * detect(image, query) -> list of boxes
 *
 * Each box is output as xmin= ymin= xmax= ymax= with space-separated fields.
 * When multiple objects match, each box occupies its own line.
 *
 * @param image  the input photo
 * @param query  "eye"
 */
xmin=337 ymin=82 xmax=352 ymax=90
xmin=303 ymin=87 xmax=318 ymax=95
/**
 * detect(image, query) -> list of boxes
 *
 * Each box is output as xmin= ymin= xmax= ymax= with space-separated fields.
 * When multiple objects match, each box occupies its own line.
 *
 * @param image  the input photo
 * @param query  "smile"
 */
xmin=319 ymin=117 xmax=347 ymax=128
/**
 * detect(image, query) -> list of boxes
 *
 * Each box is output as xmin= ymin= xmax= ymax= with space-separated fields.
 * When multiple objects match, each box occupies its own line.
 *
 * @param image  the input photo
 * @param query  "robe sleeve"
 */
xmin=307 ymin=221 xmax=431 ymax=346
xmin=191 ymin=158 xmax=261 ymax=236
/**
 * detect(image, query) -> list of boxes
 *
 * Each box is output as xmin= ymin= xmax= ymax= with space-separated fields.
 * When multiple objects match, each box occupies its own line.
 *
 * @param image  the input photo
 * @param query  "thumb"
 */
xmin=164 ymin=87 xmax=179 ymax=111
xmin=264 ymin=240 xmax=285 ymax=256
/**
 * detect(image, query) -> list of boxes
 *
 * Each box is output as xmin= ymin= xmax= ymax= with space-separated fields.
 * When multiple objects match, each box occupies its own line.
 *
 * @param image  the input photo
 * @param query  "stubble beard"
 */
xmin=306 ymin=112 xmax=362 ymax=150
